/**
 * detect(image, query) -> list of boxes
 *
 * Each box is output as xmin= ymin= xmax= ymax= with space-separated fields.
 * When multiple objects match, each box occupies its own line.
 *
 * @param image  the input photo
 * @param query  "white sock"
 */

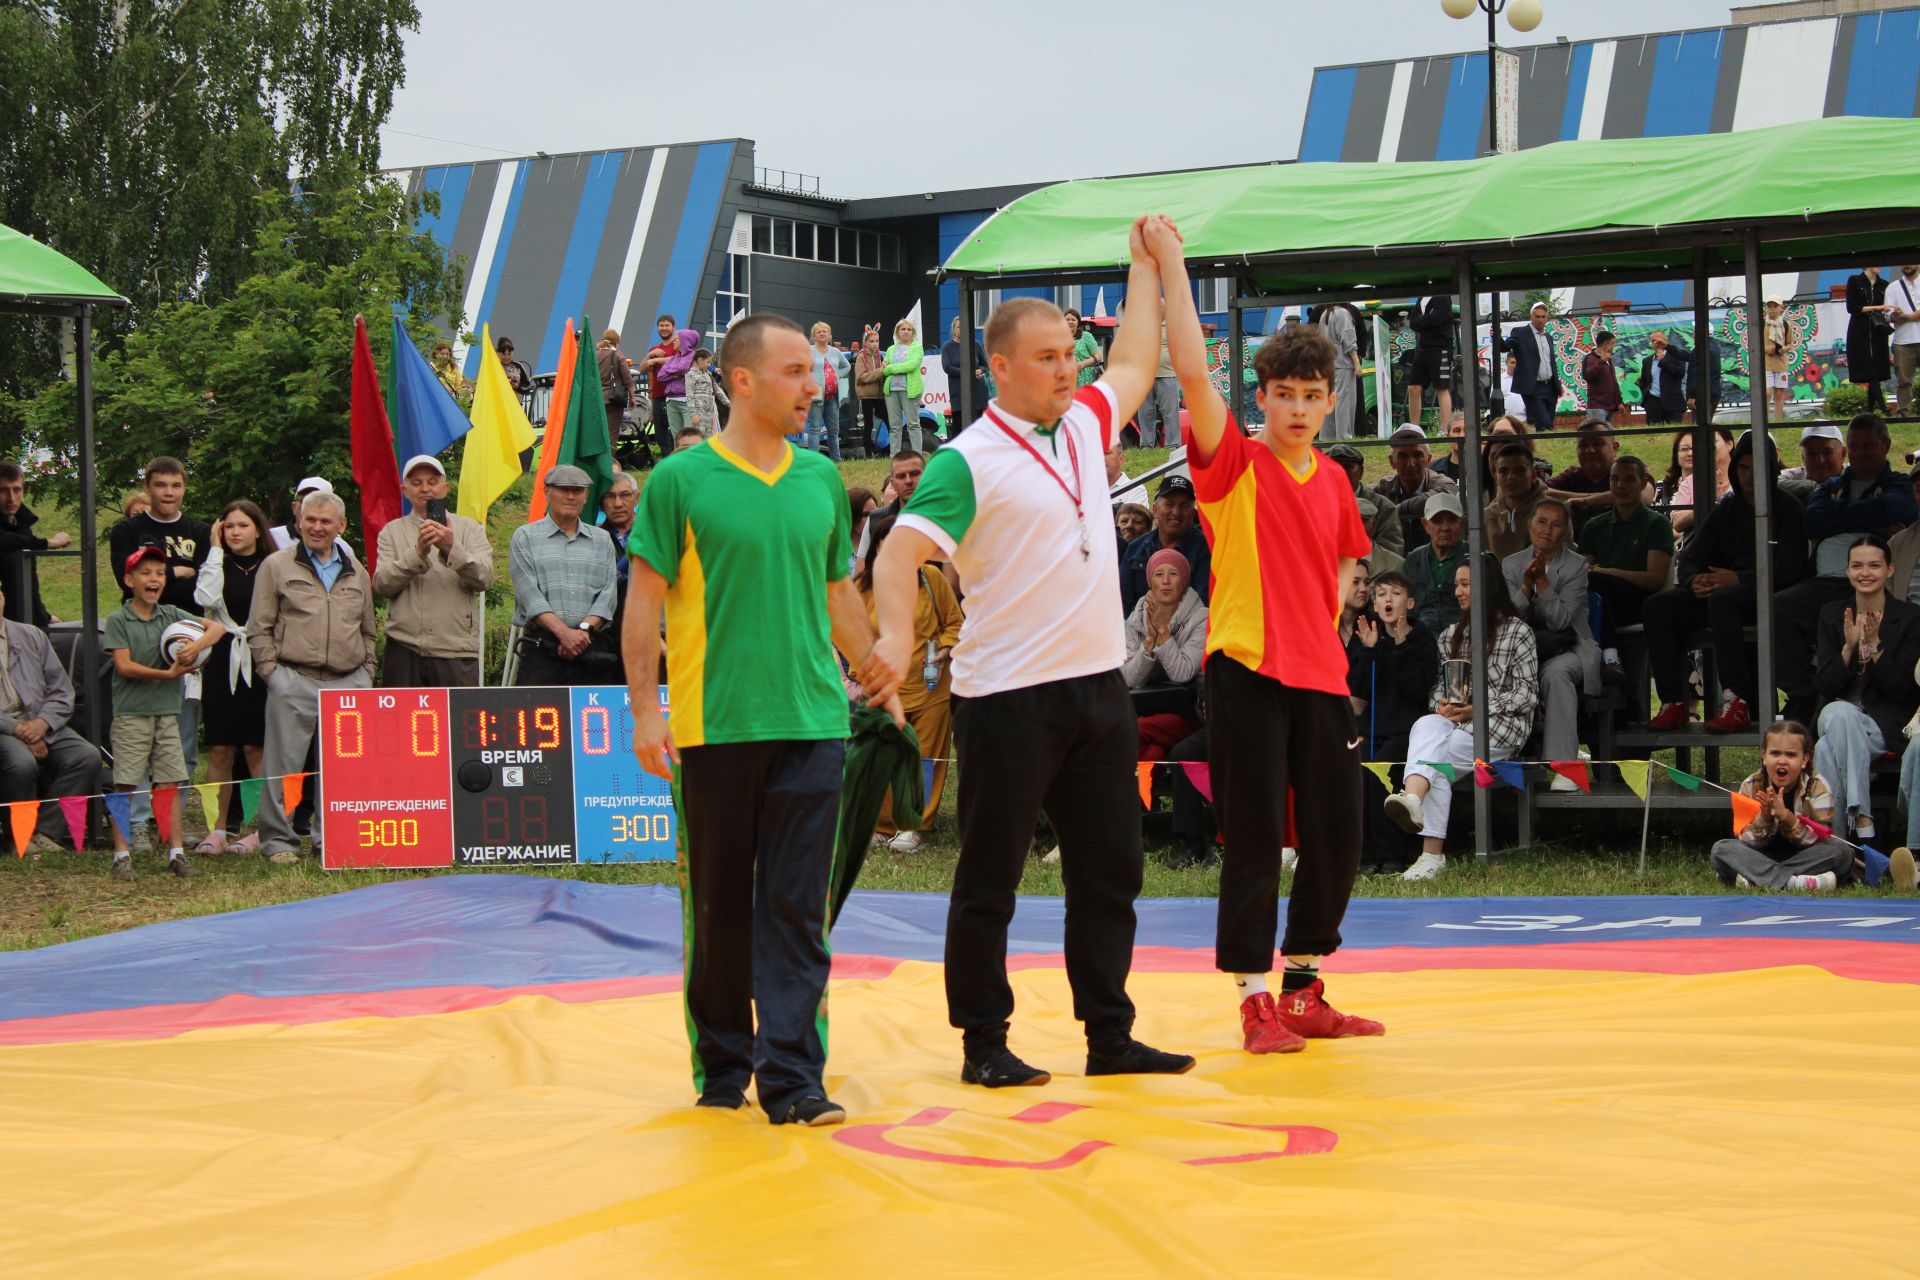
xmin=112 ymin=851 xmax=130 ymax=862
xmin=1233 ymin=974 xmax=1267 ymax=998
xmin=168 ymin=848 xmax=183 ymax=861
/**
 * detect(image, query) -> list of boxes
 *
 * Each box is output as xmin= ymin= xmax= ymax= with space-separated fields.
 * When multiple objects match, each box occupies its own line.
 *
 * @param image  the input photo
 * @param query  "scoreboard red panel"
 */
xmin=318 ymin=688 xmax=455 ymax=869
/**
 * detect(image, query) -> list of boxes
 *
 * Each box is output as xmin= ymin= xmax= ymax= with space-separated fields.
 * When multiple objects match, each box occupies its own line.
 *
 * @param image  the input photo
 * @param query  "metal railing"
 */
xmin=752 ymin=167 xmax=826 ymax=197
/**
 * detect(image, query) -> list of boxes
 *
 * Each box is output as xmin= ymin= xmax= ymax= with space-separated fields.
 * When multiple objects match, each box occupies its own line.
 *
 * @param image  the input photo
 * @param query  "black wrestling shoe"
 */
xmin=772 ymin=1095 xmax=846 ymax=1127
xmin=695 ymin=1087 xmax=747 ymax=1111
xmin=961 ymin=1044 xmax=1052 ymax=1088
xmin=1086 ymin=1038 xmax=1197 ymax=1077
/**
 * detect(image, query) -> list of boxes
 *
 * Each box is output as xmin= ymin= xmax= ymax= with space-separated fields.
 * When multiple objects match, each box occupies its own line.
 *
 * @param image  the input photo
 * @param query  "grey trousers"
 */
xmin=1538 ymin=651 xmax=1583 ymax=762
xmin=1894 ymin=344 xmax=1919 ymax=416
xmin=256 ymin=665 xmax=372 ymax=854
xmin=0 ymin=728 xmax=102 ymax=844
xmin=1137 ymin=377 xmax=1181 ymax=446
xmin=1815 ymin=700 xmax=1885 ymax=836
xmin=382 ymin=639 xmax=479 ymax=689
xmin=1711 ymin=836 xmax=1855 ymax=889
xmin=886 ymin=389 xmax=922 ymax=453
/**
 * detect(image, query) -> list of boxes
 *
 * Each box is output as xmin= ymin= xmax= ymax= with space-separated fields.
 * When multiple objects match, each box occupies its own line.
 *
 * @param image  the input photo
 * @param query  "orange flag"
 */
xmin=1730 ymin=791 xmax=1762 ymax=836
xmin=527 ymin=319 xmax=578 ymax=522
xmin=284 ymin=773 xmax=307 ymax=816
xmin=1136 ymin=762 xmax=1154 ymax=810
xmin=8 ymin=799 xmax=37 ymax=857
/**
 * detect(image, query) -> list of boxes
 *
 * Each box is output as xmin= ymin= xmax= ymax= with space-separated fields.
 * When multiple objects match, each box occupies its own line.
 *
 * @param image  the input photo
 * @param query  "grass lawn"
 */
xmin=10 ymin=422 xmax=1916 ymax=952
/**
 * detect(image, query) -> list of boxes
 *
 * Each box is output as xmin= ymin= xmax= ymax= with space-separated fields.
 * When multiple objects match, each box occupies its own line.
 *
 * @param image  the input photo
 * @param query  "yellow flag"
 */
xmin=1618 ymin=760 xmax=1651 ymax=800
xmin=1362 ymin=761 xmax=1395 ymax=789
xmin=458 ymin=322 xmax=537 ymax=523
xmin=194 ymin=782 xmax=222 ymax=831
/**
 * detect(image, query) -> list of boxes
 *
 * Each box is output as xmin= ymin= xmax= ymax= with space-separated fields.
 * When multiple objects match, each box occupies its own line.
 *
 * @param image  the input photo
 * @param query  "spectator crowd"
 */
xmin=17 ymin=290 xmax=1920 ymax=899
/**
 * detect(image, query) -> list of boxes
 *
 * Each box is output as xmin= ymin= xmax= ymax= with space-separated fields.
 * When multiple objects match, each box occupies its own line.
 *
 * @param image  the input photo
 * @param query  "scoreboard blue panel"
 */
xmin=570 ymin=685 xmax=677 ymax=863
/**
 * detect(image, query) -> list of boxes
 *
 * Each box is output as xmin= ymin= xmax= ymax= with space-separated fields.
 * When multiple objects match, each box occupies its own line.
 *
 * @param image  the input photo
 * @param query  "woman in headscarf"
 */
xmin=1125 ymin=547 xmax=1210 ymax=763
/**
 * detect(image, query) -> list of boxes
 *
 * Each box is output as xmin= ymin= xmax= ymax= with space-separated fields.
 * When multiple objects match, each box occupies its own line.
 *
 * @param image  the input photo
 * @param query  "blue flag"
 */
xmin=1490 ymin=760 xmax=1527 ymax=791
xmin=389 ymin=316 xmax=474 ymax=470
xmin=102 ymin=790 xmax=133 ymax=841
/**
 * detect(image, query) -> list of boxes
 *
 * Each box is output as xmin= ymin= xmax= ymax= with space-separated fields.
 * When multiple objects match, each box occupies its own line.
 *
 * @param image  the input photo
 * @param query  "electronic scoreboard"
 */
xmin=318 ymin=685 xmax=676 ymax=869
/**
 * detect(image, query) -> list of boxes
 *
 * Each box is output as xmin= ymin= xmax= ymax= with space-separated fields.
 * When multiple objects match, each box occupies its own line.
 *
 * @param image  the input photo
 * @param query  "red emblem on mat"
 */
xmin=833 ymin=1102 xmax=1337 ymax=1169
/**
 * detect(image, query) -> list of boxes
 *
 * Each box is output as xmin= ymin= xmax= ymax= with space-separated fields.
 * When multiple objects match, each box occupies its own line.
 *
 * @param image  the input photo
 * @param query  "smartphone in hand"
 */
xmin=425 ymin=497 xmax=448 ymax=524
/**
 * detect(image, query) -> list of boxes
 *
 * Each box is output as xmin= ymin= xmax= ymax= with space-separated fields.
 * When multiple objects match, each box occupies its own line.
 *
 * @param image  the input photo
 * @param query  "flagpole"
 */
xmin=1637 ymin=766 xmax=1653 ymax=876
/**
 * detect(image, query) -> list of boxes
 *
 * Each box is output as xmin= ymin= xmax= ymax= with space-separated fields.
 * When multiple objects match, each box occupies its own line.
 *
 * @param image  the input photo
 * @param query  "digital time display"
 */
xmin=449 ymin=687 xmax=577 ymax=865
xmin=318 ymin=689 xmax=455 ymax=868
xmin=318 ymin=685 xmax=673 ymax=871
xmin=570 ymin=685 xmax=676 ymax=862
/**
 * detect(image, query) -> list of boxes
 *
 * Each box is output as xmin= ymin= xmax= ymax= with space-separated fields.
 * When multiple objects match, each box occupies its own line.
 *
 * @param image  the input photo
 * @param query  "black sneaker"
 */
xmin=772 ymin=1095 xmax=846 ymax=1127
xmin=961 ymin=1044 xmax=1052 ymax=1088
xmin=1086 ymin=1038 xmax=1196 ymax=1077
xmin=695 ymin=1086 xmax=747 ymax=1111
xmin=169 ymin=854 xmax=198 ymax=878
xmin=110 ymin=856 xmax=133 ymax=882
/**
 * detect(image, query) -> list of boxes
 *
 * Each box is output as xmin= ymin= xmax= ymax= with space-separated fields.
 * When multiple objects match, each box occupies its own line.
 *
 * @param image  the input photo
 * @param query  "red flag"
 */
xmin=1547 ymin=761 xmax=1591 ymax=793
xmin=351 ymin=315 xmax=404 ymax=573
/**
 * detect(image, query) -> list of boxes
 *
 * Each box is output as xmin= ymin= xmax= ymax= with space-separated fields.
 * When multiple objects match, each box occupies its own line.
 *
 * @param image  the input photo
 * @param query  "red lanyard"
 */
xmin=984 ymin=404 xmax=1091 ymax=557
xmin=984 ymin=404 xmax=1083 ymax=515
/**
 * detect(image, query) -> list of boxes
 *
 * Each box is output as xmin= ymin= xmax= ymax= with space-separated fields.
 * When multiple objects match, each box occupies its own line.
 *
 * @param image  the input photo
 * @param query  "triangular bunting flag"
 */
xmin=1417 ymin=760 xmax=1458 ymax=784
xmin=1618 ymin=760 xmax=1651 ymax=800
xmin=1729 ymin=791 xmax=1762 ymax=836
xmin=1473 ymin=759 xmax=1495 ymax=789
xmin=1491 ymin=760 xmax=1527 ymax=791
xmin=1361 ymin=760 xmax=1395 ymax=789
xmin=194 ymin=782 xmax=222 ymax=832
xmin=1547 ymin=761 xmax=1591 ymax=793
xmin=1181 ymin=761 xmax=1213 ymax=804
xmin=58 ymin=795 xmax=89 ymax=852
xmin=1136 ymin=762 xmax=1154 ymax=810
xmin=238 ymin=777 xmax=264 ymax=824
xmin=102 ymin=790 xmax=132 ymax=841
xmin=284 ymin=773 xmax=307 ymax=816
xmin=8 ymin=799 xmax=37 ymax=857
xmin=152 ymin=784 xmax=177 ymax=846
xmin=1801 ymin=816 xmax=1833 ymax=842
xmin=1861 ymin=844 xmax=1890 ymax=887
xmin=1665 ymin=765 xmax=1703 ymax=792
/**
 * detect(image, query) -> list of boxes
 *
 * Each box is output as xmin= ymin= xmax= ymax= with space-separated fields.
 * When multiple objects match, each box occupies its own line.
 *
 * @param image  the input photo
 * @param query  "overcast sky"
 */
xmin=381 ymin=0 xmax=1724 ymax=196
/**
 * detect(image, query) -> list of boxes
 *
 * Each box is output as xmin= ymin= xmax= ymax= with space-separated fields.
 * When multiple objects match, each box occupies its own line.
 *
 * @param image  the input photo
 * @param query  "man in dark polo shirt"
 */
xmin=1578 ymin=454 xmax=1675 ymax=666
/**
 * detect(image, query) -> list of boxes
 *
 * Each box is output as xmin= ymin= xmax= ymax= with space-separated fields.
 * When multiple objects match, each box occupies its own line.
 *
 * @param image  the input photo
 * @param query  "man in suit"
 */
xmin=1637 ymin=330 xmax=1689 ymax=425
xmin=1504 ymin=302 xmax=1560 ymax=432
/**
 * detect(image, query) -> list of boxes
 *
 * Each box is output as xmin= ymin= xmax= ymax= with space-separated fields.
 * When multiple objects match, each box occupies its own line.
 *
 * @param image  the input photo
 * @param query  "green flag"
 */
xmin=1665 ymin=765 xmax=1703 ymax=792
xmin=555 ymin=311 xmax=617 ymax=512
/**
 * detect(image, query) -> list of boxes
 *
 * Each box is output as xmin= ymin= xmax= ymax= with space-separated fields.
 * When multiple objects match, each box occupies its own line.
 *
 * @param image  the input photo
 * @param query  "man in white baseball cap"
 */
xmin=372 ymin=455 xmax=494 ymax=686
xmin=1779 ymin=424 xmax=1846 ymax=506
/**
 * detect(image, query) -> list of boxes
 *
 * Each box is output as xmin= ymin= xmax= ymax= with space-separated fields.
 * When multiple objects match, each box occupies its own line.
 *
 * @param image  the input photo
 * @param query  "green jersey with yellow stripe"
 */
xmin=628 ymin=437 xmax=852 ymax=748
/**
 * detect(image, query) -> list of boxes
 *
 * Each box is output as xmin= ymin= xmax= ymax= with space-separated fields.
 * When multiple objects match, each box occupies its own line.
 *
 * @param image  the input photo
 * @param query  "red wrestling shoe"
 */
xmin=1645 ymin=701 xmax=1691 ymax=731
xmin=1702 ymin=694 xmax=1751 ymax=734
xmin=1240 ymin=992 xmax=1306 ymax=1055
xmin=1274 ymin=979 xmax=1385 ymax=1038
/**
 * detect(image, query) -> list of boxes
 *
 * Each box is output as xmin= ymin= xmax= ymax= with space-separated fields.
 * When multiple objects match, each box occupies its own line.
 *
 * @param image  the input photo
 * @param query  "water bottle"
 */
xmin=922 ymin=639 xmax=940 ymax=692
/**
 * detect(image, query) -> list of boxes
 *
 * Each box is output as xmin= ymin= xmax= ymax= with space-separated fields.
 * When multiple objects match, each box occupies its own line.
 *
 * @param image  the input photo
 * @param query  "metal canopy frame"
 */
xmin=0 ymin=295 xmax=125 ymax=746
xmin=947 ymin=201 xmax=1920 ymax=860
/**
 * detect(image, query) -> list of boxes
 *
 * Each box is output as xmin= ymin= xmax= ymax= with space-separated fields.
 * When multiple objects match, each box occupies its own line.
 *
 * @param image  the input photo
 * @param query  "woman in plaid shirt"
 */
xmin=1385 ymin=552 xmax=1539 ymax=881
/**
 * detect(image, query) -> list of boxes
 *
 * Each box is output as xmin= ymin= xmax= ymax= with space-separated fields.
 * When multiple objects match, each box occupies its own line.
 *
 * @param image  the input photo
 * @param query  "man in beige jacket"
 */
xmin=248 ymin=490 xmax=376 ymax=863
xmin=374 ymin=455 xmax=494 ymax=687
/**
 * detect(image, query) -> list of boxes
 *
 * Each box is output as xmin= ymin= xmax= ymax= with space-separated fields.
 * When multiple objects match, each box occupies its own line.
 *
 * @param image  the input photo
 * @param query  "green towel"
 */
xmin=832 ymin=705 xmax=924 ymax=926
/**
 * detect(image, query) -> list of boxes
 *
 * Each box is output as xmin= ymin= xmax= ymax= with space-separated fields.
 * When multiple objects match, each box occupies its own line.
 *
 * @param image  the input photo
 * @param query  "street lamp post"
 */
xmin=1440 ymin=0 xmax=1544 ymax=156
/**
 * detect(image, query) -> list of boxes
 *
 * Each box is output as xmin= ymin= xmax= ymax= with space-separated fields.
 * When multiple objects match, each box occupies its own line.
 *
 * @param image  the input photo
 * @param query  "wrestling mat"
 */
xmin=3 ymin=878 xmax=1918 ymax=1278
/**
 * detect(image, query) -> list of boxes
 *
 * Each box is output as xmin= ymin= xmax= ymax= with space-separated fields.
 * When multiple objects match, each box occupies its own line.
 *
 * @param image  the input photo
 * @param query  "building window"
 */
xmin=710 ymin=253 xmax=750 ymax=345
xmin=1054 ymin=285 xmax=1078 ymax=312
xmin=1197 ymin=277 xmax=1231 ymax=314
xmin=744 ymin=213 xmax=900 ymax=272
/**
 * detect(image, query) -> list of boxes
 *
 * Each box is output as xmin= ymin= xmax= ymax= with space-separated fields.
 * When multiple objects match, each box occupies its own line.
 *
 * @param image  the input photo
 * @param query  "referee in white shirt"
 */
xmin=872 ymin=217 xmax=1195 ymax=1089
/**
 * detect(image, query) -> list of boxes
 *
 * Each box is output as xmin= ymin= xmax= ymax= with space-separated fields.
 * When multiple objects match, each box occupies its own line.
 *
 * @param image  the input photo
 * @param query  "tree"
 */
xmin=0 ymin=0 xmax=418 ymax=408
xmin=22 ymin=162 xmax=466 ymax=543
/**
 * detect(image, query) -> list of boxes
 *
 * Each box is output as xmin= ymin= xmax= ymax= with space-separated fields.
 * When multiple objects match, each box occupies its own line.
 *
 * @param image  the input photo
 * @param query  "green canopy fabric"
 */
xmin=0 ymin=223 xmax=126 ymax=305
xmin=942 ymin=117 xmax=1920 ymax=295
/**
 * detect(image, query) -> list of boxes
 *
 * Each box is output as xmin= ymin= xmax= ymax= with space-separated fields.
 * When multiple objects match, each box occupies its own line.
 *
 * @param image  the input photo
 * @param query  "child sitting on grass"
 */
xmin=1711 ymin=720 xmax=1855 ymax=893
